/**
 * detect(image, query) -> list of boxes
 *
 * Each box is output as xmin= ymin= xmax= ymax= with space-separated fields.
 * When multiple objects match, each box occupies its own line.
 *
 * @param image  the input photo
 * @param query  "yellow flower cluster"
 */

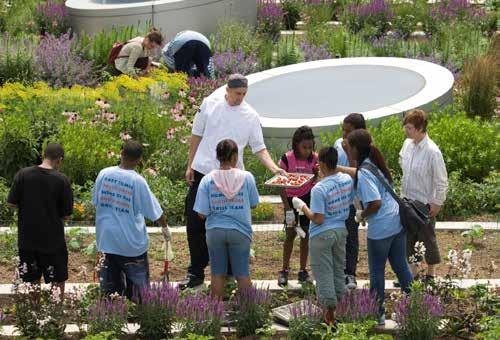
xmin=0 ymin=69 xmax=188 ymax=109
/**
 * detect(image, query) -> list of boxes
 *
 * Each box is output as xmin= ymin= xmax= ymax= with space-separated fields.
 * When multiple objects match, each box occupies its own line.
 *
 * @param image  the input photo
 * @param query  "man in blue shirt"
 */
xmin=333 ymin=113 xmax=366 ymax=289
xmin=162 ymin=30 xmax=214 ymax=78
xmin=92 ymin=140 xmax=171 ymax=299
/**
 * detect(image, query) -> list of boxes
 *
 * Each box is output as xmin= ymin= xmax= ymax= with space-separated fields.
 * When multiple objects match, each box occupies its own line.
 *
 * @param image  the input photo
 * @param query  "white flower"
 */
xmin=447 ymin=249 xmax=459 ymax=268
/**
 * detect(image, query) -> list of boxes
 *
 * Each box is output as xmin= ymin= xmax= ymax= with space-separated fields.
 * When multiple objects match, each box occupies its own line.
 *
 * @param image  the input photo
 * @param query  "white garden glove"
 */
xmin=295 ymin=226 xmax=306 ymax=239
xmin=355 ymin=210 xmax=366 ymax=226
xmin=285 ymin=210 xmax=296 ymax=226
xmin=292 ymin=197 xmax=306 ymax=211
xmin=161 ymin=226 xmax=172 ymax=242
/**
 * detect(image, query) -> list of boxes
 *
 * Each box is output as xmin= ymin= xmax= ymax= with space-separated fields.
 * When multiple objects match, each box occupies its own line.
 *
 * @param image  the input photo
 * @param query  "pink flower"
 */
xmin=170 ymin=108 xmax=180 ymax=115
xmin=173 ymin=113 xmax=186 ymax=121
xmin=166 ymin=128 xmax=176 ymax=140
xmin=67 ymin=113 xmax=78 ymax=124
xmin=107 ymin=151 xmax=115 ymax=158
xmin=146 ymin=168 xmax=158 ymax=177
xmin=161 ymin=92 xmax=170 ymax=100
xmin=188 ymin=96 xmax=197 ymax=104
xmin=103 ymin=112 xmax=116 ymax=123
xmin=174 ymin=101 xmax=184 ymax=111
xmin=62 ymin=110 xmax=78 ymax=116
xmin=95 ymin=99 xmax=111 ymax=109
xmin=119 ymin=132 xmax=132 ymax=141
xmin=178 ymin=89 xmax=186 ymax=98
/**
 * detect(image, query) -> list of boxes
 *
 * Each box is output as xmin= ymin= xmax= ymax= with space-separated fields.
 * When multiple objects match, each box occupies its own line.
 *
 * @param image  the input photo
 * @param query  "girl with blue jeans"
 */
xmin=342 ymin=129 xmax=413 ymax=325
xmin=292 ymin=147 xmax=354 ymax=324
xmin=194 ymin=139 xmax=259 ymax=298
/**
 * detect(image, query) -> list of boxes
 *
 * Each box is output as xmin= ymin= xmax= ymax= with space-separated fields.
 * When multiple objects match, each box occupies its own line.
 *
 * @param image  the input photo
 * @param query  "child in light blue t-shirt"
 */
xmin=92 ymin=141 xmax=170 ymax=299
xmin=292 ymin=147 xmax=354 ymax=325
xmin=194 ymin=139 xmax=259 ymax=299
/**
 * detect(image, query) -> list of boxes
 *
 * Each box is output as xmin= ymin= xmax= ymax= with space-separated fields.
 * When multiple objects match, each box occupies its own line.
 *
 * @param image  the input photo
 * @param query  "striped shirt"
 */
xmin=399 ymin=135 xmax=448 ymax=206
xmin=162 ymin=30 xmax=214 ymax=78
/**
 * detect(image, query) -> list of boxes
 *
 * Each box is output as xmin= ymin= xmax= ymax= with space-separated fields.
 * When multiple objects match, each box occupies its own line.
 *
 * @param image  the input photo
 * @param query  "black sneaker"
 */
xmin=393 ymin=280 xmax=401 ymax=288
xmin=345 ymin=275 xmax=357 ymax=290
xmin=178 ymin=274 xmax=204 ymax=290
xmin=278 ymin=270 xmax=289 ymax=287
xmin=298 ymin=270 xmax=312 ymax=283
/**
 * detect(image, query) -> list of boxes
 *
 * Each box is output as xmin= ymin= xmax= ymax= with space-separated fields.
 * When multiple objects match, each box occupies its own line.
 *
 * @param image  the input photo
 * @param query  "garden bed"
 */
xmin=0 ymin=230 xmax=497 ymax=284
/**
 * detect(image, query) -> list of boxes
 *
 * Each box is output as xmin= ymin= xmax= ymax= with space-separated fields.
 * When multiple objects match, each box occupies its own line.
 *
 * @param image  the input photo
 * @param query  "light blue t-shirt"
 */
xmin=309 ymin=173 xmax=354 ymax=238
xmin=334 ymin=138 xmax=349 ymax=167
xmin=194 ymin=171 xmax=259 ymax=240
xmin=92 ymin=166 xmax=163 ymax=257
xmin=356 ymin=160 xmax=402 ymax=240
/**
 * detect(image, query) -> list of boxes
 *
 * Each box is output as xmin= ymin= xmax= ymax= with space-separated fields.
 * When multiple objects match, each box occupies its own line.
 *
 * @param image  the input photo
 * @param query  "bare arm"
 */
xmin=280 ymin=189 xmax=291 ymax=210
xmin=301 ymin=205 xmax=324 ymax=225
xmin=255 ymin=148 xmax=286 ymax=175
xmin=156 ymin=213 xmax=169 ymax=228
xmin=6 ymin=202 xmax=17 ymax=209
xmin=336 ymin=165 xmax=357 ymax=178
xmin=361 ymin=200 xmax=382 ymax=219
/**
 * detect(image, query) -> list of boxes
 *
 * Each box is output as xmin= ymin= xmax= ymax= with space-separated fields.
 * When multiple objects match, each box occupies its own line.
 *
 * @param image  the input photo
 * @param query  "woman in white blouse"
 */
xmin=114 ymin=29 xmax=163 ymax=77
xmin=399 ymin=109 xmax=448 ymax=283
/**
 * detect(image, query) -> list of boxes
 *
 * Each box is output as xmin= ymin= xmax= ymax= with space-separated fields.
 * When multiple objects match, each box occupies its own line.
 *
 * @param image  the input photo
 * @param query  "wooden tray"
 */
xmin=264 ymin=173 xmax=315 ymax=189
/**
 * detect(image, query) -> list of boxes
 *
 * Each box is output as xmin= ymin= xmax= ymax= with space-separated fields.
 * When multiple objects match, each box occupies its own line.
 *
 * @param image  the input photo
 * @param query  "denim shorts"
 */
xmin=206 ymin=228 xmax=251 ymax=277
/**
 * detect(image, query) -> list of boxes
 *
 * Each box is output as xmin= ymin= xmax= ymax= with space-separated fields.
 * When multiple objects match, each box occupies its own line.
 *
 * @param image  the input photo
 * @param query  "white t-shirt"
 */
xmin=191 ymin=93 xmax=266 ymax=175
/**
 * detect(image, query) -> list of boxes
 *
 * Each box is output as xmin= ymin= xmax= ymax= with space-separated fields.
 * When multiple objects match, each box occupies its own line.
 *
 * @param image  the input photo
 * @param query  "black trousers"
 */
xmin=345 ymin=205 xmax=360 ymax=276
xmin=174 ymin=40 xmax=212 ymax=78
xmin=185 ymin=170 xmax=232 ymax=279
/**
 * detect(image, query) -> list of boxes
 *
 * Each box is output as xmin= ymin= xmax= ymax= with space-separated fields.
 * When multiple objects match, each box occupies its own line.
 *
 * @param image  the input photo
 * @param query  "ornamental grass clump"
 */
xmin=135 ymin=282 xmax=180 ymax=340
xmin=462 ymin=55 xmax=497 ymax=120
xmin=87 ymin=295 xmax=128 ymax=337
xmin=393 ymin=281 xmax=443 ymax=340
xmin=233 ymin=286 xmax=273 ymax=338
xmin=288 ymin=298 xmax=324 ymax=340
xmin=178 ymin=293 xmax=225 ymax=337
xmin=335 ymin=288 xmax=379 ymax=323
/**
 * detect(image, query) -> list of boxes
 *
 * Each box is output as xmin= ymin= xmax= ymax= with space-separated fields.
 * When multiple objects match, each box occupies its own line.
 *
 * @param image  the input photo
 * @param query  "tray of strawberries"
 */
xmin=264 ymin=173 xmax=315 ymax=189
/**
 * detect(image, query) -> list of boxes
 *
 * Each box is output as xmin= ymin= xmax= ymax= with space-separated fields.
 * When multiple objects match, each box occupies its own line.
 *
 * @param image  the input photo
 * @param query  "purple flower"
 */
xmin=393 ymin=291 xmax=443 ymax=330
xmin=258 ymin=1 xmax=284 ymax=38
xmin=300 ymin=41 xmax=332 ymax=61
xmin=35 ymin=0 xmax=69 ymax=36
xmin=212 ymin=50 xmax=259 ymax=77
xmin=35 ymin=32 xmax=95 ymax=88
xmin=139 ymin=282 xmax=180 ymax=309
xmin=348 ymin=0 xmax=392 ymax=19
xmin=178 ymin=293 xmax=224 ymax=323
xmin=430 ymin=0 xmax=486 ymax=22
xmin=335 ymin=289 xmax=379 ymax=322
xmin=289 ymin=297 xmax=323 ymax=321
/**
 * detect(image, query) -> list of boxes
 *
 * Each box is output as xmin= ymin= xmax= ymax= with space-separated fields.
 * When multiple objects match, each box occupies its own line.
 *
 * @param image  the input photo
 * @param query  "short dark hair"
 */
xmin=403 ymin=109 xmax=428 ymax=132
xmin=121 ymin=140 xmax=143 ymax=161
xmin=216 ymin=139 xmax=238 ymax=163
xmin=343 ymin=113 xmax=366 ymax=130
xmin=43 ymin=143 xmax=64 ymax=161
xmin=318 ymin=147 xmax=338 ymax=170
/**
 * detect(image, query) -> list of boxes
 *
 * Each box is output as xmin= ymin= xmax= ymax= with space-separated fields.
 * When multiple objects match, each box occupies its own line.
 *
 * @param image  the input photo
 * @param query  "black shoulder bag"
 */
xmin=360 ymin=163 xmax=430 ymax=234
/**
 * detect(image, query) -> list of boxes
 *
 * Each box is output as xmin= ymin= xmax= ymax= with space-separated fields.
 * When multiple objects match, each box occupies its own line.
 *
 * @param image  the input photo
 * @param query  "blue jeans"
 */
xmin=206 ymin=228 xmax=251 ymax=277
xmin=99 ymin=252 xmax=150 ymax=300
xmin=367 ymin=231 xmax=413 ymax=315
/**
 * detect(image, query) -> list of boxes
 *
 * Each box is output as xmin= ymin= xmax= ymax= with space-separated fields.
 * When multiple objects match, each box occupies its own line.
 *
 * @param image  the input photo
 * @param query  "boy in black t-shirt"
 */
xmin=7 ymin=143 xmax=73 ymax=297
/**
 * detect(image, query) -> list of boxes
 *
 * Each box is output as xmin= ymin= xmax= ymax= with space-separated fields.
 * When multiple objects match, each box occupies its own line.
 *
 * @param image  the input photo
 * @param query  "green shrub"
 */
xmin=57 ymin=123 xmax=122 ymax=185
xmin=281 ymin=0 xmax=302 ymax=30
xmin=462 ymin=55 xmax=498 ymax=120
xmin=0 ymin=178 xmax=14 ymax=225
xmin=276 ymin=34 xmax=302 ymax=67
xmin=146 ymin=175 xmax=187 ymax=225
xmin=0 ymin=115 xmax=40 ymax=182
xmin=440 ymin=171 xmax=499 ymax=220
xmin=1 ymin=0 xmax=40 ymax=36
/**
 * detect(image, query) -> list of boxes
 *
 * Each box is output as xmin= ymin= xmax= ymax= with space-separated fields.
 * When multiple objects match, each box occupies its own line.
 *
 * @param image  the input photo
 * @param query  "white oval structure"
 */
xmin=214 ymin=57 xmax=454 ymax=146
xmin=65 ymin=0 xmax=257 ymax=39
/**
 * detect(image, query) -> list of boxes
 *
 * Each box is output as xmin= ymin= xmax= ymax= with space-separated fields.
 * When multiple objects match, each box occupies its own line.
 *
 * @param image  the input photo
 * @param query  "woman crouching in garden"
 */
xmin=193 ymin=139 xmax=259 ymax=298
xmin=292 ymin=147 xmax=354 ymax=324
xmin=344 ymin=129 xmax=413 ymax=325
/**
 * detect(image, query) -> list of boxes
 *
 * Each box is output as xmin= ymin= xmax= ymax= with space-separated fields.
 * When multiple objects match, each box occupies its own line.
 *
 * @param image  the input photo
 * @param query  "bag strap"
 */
xmin=360 ymin=163 xmax=402 ymax=205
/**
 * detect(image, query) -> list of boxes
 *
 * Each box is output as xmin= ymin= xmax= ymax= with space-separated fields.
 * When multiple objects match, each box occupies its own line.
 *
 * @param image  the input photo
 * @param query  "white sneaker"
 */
xmin=345 ymin=275 xmax=357 ymax=290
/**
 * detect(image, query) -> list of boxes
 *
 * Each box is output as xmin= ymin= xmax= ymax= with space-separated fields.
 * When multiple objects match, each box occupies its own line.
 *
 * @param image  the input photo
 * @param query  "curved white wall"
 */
xmin=65 ymin=0 xmax=257 ymax=40
xmin=213 ymin=57 xmax=454 ymax=147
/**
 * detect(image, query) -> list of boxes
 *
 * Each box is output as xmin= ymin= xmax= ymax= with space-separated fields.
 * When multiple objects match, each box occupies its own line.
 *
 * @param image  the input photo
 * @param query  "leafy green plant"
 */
xmin=461 ymin=224 xmax=485 ymax=249
xmin=315 ymin=319 xmax=391 ymax=340
xmin=0 ymin=114 xmax=40 ymax=182
xmin=0 ymin=224 xmax=17 ymax=264
xmin=0 ymin=177 xmax=14 ymax=226
xmin=87 ymin=296 xmax=128 ymax=337
xmin=211 ymin=19 xmax=261 ymax=56
xmin=276 ymin=34 xmax=302 ymax=67
xmin=67 ymin=227 xmax=87 ymax=252
xmin=476 ymin=315 xmax=500 ymax=340
xmin=232 ymin=286 xmax=273 ymax=338
xmin=462 ymin=55 xmax=498 ymax=120
xmin=83 ymin=331 xmax=119 ymax=340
